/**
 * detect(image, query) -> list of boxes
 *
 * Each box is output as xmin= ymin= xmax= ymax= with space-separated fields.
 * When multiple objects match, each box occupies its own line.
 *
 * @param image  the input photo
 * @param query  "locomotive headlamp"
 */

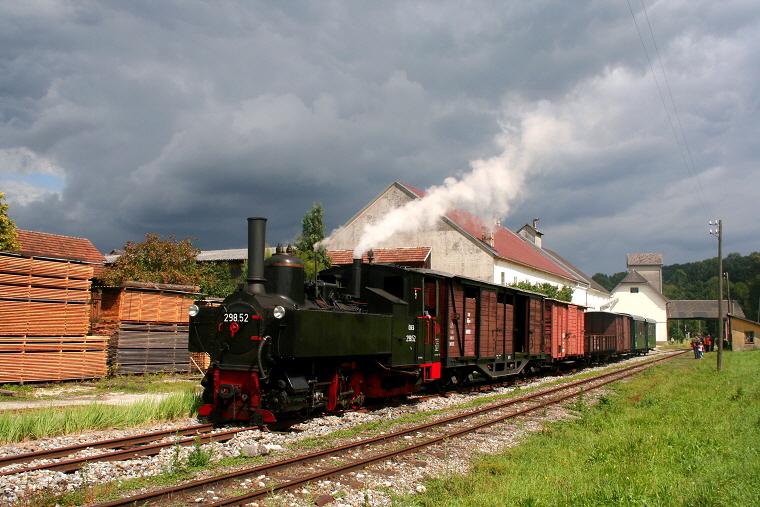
xmin=188 ymin=304 xmax=200 ymax=317
xmin=273 ymin=306 xmax=286 ymax=319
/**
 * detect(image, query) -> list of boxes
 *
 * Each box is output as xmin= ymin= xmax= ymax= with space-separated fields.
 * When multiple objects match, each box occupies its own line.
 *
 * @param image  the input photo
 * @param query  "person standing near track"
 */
xmin=691 ymin=335 xmax=700 ymax=358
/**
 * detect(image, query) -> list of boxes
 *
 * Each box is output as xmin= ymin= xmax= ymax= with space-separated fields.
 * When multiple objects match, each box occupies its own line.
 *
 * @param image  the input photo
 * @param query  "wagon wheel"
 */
xmin=295 ymin=407 xmax=313 ymax=419
xmin=347 ymin=372 xmax=365 ymax=408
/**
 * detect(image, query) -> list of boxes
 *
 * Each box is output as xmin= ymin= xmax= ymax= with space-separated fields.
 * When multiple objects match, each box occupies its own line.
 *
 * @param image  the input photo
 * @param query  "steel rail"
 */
xmin=0 ymin=423 xmax=215 ymax=469
xmin=91 ymin=351 xmax=685 ymax=507
xmin=0 ymin=425 xmax=260 ymax=475
xmin=203 ymin=352 xmax=685 ymax=506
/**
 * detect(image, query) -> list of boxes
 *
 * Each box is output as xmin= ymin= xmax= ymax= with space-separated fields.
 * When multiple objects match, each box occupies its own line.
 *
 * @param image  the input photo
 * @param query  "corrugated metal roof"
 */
xmin=196 ymin=249 xmax=248 ymax=262
xmin=668 ymin=300 xmax=745 ymax=319
xmin=627 ymin=253 xmax=663 ymax=266
xmin=329 ymin=247 xmax=431 ymax=265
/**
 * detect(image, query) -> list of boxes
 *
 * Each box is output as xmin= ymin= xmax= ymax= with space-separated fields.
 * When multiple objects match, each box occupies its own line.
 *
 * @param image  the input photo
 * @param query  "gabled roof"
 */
xmin=612 ymin=269 xmax=667 ymax=301
xmin=668 ymin=300 xmax=745 ymax=319
xmin=329 ymin=247 xmax=431 ymax=266
xmin=396 ymin=182 xmax=578 ymax=282
xmin=14 ymin=230 xmax=105 ymax=265
xmin=542 ymin=248 xmax=610 ymax=294
xmin=619 ymin=270 xmax=649 ymax=284
xmin=627 ymin=253 xmax=663 ymax=266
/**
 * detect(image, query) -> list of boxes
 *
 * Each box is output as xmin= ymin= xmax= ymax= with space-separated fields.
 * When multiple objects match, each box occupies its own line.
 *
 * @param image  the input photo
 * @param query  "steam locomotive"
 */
xmin=189 ymin=217 xmax=654 ymax=425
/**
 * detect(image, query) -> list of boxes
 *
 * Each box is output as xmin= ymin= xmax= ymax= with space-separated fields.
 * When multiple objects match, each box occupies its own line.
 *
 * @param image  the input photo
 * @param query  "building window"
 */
xmin=501 ymin=272 xmax=505 ymax=285
xmin=746 ymin=331 xmax=755 ymax=344
xmin=630 ymin=287 xmax=639 ymax=293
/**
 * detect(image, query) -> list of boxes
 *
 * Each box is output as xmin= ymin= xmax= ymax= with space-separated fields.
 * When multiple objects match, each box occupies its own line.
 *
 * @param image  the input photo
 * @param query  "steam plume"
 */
xmin=323 ymin=112 xmax=570 ymax=258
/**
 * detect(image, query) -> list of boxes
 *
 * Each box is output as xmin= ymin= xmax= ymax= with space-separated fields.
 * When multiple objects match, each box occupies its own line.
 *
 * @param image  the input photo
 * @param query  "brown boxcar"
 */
xmin=584 ymin=311 xmax=631 ymax=356
xmin=442 ymin=276 xmax=543 ymax=379
xmin=544 ymin=299 xmax=586 ymax=360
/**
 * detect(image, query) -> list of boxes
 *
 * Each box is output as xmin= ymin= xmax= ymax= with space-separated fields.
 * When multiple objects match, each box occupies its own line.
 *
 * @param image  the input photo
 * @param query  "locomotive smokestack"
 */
xmin=247 ymin=217 xmax=267 ymax=295
xmin=352 ymin=257 xmax=362 ymax=298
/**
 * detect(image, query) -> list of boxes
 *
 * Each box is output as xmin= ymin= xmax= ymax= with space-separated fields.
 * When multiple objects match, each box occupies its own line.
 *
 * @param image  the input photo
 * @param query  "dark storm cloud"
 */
xmin=1 ymin=0 xmax=759 ymax=275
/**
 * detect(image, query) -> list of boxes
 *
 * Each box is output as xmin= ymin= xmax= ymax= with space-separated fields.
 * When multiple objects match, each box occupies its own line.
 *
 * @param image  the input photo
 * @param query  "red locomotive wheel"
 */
xmin=347 ymin=372 xmax=365 ymax=408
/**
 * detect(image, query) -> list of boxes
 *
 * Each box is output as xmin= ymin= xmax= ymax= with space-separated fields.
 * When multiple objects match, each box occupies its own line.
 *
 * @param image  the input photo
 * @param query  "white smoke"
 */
xmin=315 ymin=107 xmax=571 ymax=258
xmin=319 ymin=110 xmax=572 ymax=258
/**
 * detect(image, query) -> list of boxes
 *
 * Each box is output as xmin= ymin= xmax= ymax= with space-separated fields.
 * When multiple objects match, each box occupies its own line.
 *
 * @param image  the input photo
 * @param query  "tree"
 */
xmin=592 ymin=271 xmax=627 ymax=292
xmin=294 ymin=202 xmax=331 ymax=280
xmin=101 ymin=234 xmax=202 ymax=287
xmin=0 ymin=191 xmax=20 ymax=252
xmin=508 ymin=280 xmax=574 ymax=302
xmin=99 ymin=233 xmax=235 ymax=297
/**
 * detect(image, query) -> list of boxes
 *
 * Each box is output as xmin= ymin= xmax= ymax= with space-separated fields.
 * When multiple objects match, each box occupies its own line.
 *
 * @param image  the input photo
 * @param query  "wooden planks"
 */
xmin=119 ymin=291 xmax=193 ymax=324
xmin=0 ymin=336 xmax=107 ymax=382
xmin=110 ymin=322 xmax=192 ymax=374
xmin=0 ymin=253 xmax=103 ymax=382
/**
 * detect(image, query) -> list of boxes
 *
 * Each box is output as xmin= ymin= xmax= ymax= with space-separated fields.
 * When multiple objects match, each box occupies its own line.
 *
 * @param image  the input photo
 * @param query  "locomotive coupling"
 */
xmin=218 ymin=384 xmax=239 ymax=399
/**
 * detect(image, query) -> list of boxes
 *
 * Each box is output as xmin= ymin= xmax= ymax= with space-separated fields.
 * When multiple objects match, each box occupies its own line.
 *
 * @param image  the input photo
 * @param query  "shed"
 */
xmin=729 ymin=315 xmax=760 ymax=351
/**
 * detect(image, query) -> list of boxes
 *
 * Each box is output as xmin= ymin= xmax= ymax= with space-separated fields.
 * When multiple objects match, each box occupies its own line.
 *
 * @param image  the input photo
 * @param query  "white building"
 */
xmin=608 ymin=255 xmax=669 ymax=344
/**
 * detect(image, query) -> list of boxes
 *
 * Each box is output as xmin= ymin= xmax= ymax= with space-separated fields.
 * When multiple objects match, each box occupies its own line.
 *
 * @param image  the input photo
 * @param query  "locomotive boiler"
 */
xmin=189 ymin=217 xmax=440 ymax=425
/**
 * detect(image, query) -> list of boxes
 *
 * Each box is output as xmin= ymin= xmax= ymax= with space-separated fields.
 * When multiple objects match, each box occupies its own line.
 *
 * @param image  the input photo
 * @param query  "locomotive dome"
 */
xmin=264 ymin=244 xmax=305 ymax=305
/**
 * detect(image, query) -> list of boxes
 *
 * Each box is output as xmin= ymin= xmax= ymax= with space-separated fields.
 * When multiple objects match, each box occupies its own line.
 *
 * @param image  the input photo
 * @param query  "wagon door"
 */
xmin=447 ymin=281 xmax=466 ymax=360
xmin=566 ymin=305 xmax=584 ymax=356
xmin=498 ymin=292 xmax=515 ymax=358
xmin=528 ymin=297 xmax=544 ymax=356
xmin=479 ymin=289 xmax=498 ymax=358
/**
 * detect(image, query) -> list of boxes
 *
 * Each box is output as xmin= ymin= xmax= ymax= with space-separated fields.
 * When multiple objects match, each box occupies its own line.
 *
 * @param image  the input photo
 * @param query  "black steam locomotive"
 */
xmin=189 ymin=217 xmax=652 ymax=425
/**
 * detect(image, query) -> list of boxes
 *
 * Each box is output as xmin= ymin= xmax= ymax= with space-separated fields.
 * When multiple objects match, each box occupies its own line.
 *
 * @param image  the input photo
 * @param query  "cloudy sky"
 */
xmin=1 ymin=1 xmax=758 ymax=276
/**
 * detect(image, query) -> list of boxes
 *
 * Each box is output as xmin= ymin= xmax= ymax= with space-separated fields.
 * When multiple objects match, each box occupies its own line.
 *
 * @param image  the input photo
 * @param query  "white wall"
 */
xmin=611 ymin=284 xmax=668 ymax=343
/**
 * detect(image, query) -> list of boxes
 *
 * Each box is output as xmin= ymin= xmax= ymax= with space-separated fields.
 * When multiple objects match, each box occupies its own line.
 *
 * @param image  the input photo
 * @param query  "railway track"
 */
xmin=0 ymin=424 xmax=261 ymax=476
xmin=85 ymin=350 xmax=685 ymax=507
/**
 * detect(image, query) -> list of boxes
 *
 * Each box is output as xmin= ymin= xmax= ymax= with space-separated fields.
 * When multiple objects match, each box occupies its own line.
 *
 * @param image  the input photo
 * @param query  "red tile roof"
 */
xmin=396 ymin=182 xmax=577 ymax=281
xmin=329 ymin=247 xmax=431 ymax=266
xmin=14 ymin=230 xmax=105 ymax=265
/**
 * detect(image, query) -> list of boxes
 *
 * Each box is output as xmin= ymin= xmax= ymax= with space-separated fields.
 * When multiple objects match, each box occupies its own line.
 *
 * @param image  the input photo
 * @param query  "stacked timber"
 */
xmin=0 ymin=253 xmax=107 ymax=382
xmin=93 ymin=282 xmax=199 ymax=374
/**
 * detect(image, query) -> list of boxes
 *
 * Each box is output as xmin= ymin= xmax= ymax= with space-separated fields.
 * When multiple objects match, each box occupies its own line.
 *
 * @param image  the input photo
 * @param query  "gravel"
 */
xmin=0 ymin=353 xmax=665 ymax=506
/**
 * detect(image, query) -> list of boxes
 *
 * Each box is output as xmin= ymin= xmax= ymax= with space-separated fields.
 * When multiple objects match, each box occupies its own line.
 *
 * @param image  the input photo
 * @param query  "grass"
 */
xmin=0 ymin=388 xmax=203 ymax=444
xmin=395 ymin=350 xmax=760 ymax=507
xmin=93 ymin=372 xmax=199 ymax=393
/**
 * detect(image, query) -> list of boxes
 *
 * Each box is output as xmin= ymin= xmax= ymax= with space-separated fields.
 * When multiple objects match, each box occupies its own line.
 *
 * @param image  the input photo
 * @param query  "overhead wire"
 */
xmin=626 ymin=0 xmax=717 ymax=220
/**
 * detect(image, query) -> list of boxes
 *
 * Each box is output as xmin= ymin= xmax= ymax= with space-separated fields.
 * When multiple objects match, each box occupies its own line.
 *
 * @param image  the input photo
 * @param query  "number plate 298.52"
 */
xmin=223 ymin=313 xmax=249 ymax=323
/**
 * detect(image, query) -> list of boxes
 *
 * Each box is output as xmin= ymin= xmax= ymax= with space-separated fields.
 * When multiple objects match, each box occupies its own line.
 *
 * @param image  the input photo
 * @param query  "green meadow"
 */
xmin=398 ymin=350 xmax=760 ymax=507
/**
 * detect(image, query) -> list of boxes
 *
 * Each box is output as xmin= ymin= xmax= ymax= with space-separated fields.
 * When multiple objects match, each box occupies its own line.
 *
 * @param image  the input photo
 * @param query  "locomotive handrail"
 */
xmin=258 ymin=336 xmax=270 ymax=381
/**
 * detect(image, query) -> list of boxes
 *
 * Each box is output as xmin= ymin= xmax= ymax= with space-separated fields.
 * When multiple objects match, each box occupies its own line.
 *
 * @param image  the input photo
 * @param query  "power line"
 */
xmin=627 ymin=0 xmax=716 ymax=220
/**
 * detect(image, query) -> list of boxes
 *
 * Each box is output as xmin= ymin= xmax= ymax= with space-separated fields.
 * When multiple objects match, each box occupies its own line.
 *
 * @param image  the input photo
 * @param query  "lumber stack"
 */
xmin=0 ymin=253 xmax=106 ymax=382
xmin=110 ymin=322 xmax=191 ymax=374
xmin=94 ymin=283 xmax=198 ymax=374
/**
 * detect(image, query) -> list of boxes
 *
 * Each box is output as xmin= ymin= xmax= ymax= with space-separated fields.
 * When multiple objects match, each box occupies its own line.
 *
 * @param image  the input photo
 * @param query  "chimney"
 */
xmin=481 ymin=227 xmax=494 ymax=248
xmin=246 ymin=217 xmax=267 ymax=295
xmin=352 ymin=257 xmax=362 ymax=298
xmin=532 ymin=218 xmax=542 ymax=248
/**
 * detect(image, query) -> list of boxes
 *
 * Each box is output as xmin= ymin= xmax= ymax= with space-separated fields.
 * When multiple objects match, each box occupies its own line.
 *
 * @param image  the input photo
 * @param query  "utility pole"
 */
xmin=725 ymin=272 xmax=732 ymax=315
xmin=710 ymin=220 xmax=723 ymax=372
